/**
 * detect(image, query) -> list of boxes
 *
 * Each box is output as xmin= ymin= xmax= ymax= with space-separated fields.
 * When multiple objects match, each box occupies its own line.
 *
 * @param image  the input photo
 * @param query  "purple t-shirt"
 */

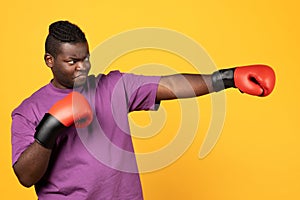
xmin=11 ymin=70 xmax=161 ymax=199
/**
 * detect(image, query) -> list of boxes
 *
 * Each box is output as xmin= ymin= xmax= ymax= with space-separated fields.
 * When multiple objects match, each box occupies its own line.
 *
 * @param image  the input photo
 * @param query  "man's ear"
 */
xmin=44 ymin=53 xmax=54 ymax=68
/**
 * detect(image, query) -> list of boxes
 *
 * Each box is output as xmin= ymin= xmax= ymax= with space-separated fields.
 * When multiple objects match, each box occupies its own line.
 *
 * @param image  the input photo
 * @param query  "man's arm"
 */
xmin=12 ymin=92 xmax=93 ymax=187
xmin=13 ymin=142 xmax=52 ymax=187
xmin=156 ymin=74 xmax=213 ymax=101
xmin=156 ymin=65 xmax=276 ymax=101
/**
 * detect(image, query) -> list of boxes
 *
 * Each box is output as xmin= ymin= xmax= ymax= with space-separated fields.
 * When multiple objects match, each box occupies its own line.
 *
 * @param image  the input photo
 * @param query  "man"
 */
xmin=11 ymin=20 xmax=275 ymax=199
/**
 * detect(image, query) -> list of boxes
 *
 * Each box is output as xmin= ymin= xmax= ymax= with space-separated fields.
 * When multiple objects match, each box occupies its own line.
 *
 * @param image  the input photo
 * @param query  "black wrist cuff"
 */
xmin=212 ymin=68 xmax=236 ymax=92
xmin=34 ymin=113 xmax=66 ymax=149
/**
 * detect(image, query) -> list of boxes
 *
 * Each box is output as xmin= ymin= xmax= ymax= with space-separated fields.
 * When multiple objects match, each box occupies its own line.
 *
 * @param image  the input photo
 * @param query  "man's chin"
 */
xmin=73 ymin=77 xmax=87 ymax=88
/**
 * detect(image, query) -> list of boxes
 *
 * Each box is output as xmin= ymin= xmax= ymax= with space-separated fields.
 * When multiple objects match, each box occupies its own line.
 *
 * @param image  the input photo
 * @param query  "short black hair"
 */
xmin=45 ymin=20 xmax=87 ymax=57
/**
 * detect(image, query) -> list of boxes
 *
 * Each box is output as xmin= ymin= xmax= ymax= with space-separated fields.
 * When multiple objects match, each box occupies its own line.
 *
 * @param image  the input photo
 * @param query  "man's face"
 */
xmin=46 ymin=42 xmax=91 ymax=89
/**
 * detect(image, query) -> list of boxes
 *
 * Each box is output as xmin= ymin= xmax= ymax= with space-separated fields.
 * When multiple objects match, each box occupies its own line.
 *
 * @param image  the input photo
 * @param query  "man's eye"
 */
xmin=68 ymin=60 xmax=75 ymax=65
xmin=84 ymin=56 xmax=89 ymax=62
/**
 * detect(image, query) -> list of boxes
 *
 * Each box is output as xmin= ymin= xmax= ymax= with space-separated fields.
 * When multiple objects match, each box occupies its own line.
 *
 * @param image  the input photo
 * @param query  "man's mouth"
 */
xmin=74 ymin=73 xmax=87 ymax=79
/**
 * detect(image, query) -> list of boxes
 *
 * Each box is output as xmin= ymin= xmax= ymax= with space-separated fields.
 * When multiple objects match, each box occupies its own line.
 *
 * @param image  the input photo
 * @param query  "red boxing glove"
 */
xmin=212 ymin=64 xmax=276 ymax=97
xmin=234 ymin=65 xmax=275 ymax=96
xmin=34 ymin=91 xmax=93 ymax=149
xmin=48 ymin=91 xmax=93 ymax=128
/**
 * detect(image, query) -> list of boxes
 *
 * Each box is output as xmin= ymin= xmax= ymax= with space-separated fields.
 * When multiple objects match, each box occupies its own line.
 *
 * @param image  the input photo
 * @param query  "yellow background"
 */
xmin=1 ymin=0 xmax=299 ymax=199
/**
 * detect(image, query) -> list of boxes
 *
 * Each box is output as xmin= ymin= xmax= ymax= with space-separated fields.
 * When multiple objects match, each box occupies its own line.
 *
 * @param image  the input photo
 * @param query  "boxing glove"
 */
xmin=212 ymin=64 xmax=276 ymax=96
xmin=34 ymin=91 xmax=93 ymax=149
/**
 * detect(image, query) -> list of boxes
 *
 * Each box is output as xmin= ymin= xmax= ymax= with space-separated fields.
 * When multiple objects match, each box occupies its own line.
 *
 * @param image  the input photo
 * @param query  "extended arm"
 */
xmin=156 ymin=74 xmax=213 ymax=101
xmin=156 ymin=65 xmax=276 ymax=101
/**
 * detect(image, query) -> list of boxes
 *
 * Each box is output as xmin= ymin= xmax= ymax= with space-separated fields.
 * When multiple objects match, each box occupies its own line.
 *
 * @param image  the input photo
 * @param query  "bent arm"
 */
xmin=12 ymin=92 xmax=93 ymax=188
xmin=156 ymin=74 xmax=213 ymax=101
xmin=13 ymin=142 xmax=51 ymax=187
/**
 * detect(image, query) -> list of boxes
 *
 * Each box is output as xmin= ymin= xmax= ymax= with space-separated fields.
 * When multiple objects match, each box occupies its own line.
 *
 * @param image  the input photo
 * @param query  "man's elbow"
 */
xmin=13 ymin=165 xmax=36 ymax=188
xmin=17 ymin=176 xmax=35 ymax=188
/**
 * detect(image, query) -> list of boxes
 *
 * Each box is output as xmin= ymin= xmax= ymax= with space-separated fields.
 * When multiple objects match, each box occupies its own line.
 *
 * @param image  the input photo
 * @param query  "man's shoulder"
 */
xmin=92 ymin=70 xmax=122 ymax=80
xmin=87 ymin=70 xmax=123 ymax=87
xmin=12 ymin=84 xmax=51 ymax=116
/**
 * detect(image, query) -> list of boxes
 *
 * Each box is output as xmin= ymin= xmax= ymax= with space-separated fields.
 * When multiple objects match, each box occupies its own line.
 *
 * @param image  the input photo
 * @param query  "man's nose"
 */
xmin=76 ymin=61 xmax=88 ymax=71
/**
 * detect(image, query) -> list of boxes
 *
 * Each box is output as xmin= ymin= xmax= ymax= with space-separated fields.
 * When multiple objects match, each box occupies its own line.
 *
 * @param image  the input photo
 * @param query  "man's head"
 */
xmin=45 ymin=21 xmax=91 ymax=89
xmin=45 ymin=20 xmax=87 ymax=57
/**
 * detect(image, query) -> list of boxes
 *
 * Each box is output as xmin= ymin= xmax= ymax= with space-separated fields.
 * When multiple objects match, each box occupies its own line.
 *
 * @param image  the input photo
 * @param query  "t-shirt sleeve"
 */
xmin=11 ymin=112 xmax=36 ymax=166
xmin=121 ymin=73 xmax=161 ymax=112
